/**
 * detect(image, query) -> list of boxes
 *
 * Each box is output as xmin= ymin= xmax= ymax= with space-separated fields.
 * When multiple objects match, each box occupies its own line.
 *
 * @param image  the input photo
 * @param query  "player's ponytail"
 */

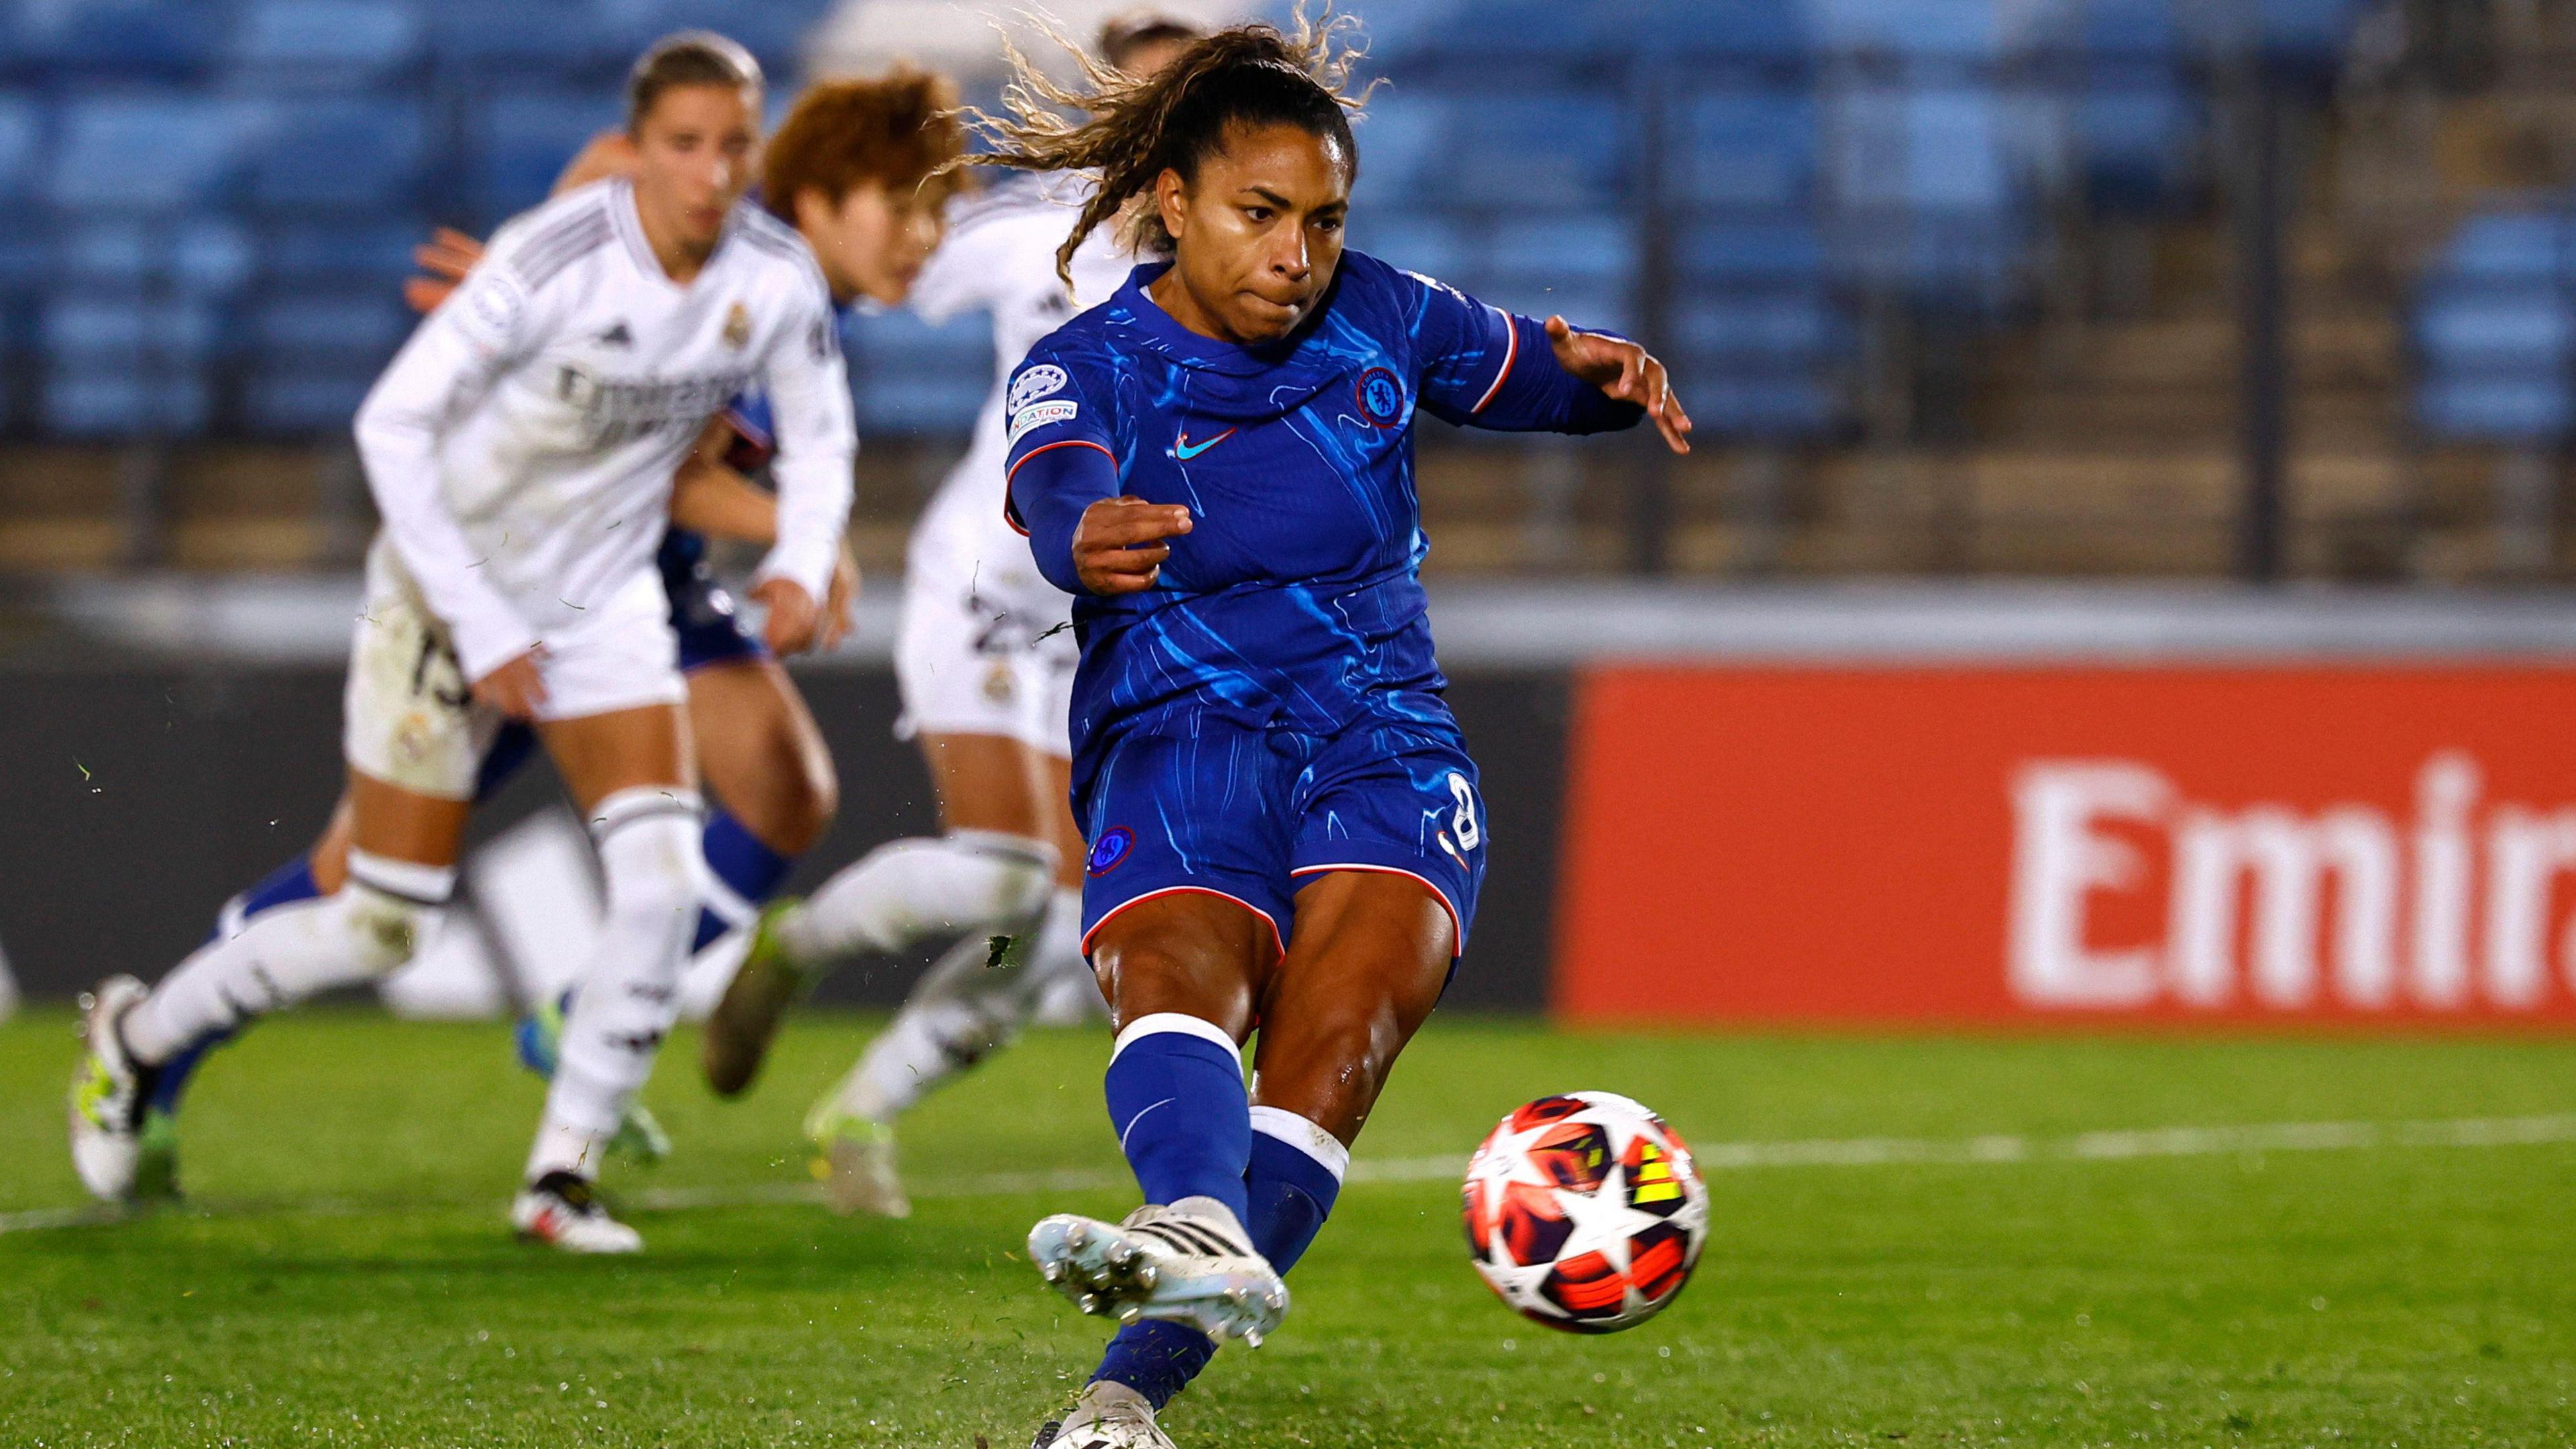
xmin=963 ymin=6 xmax=1374 ymax=285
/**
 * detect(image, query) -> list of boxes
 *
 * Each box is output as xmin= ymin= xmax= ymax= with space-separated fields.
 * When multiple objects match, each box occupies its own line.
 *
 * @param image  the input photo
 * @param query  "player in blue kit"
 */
xmin=971 ymin=15 xmax=1691 ymax=1448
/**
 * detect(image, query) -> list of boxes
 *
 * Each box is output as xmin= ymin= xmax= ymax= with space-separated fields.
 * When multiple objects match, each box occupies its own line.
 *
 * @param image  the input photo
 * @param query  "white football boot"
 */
xmin=66 ymin=975 xmax=154 ymax=1203
xmin=1028 ymin=1195 xmax=1288 ymax=1346
xmin=804 ymin=1102 xmax=910 ymax=1218
xmin=1032 ymin=1381 xmax=1175 ymax=1449
xmin=510 ymin=1172 xmax=643 ymax=1254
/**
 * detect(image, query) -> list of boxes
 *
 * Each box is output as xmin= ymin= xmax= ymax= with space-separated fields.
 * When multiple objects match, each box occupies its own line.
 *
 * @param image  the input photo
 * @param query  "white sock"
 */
xmin=775 ymin=830 xmax=1055 ymax=967
xmin=121 ymin=852 xmax=451 ymax=1065
xmin=529 ymin=788 xmax=702 ymax=1183
xmin=830 ymin=883 xmax=1081 ymax=1122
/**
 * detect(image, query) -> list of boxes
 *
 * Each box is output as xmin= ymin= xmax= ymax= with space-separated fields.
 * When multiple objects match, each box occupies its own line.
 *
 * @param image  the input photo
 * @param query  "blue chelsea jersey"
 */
xmin=1004 ymin=250 xmax=1632 ymax=782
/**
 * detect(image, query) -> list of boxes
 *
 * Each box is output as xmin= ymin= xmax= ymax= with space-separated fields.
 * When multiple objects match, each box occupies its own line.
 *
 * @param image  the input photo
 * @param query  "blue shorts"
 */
xmin=470 ymin=541 xmax=762 ymax=800
xmin=1076 ymin=713 xmax=1487 ymax=961
xmin=665 ymin=546 xmax=767 ymax=675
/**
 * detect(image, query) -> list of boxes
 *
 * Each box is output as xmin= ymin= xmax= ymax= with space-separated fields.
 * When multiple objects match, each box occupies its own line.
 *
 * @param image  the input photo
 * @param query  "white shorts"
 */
xmin=894 ymin=484 xmax=1077 ymax=758
xmin=345 ymin=548 xmax=684 ymax=801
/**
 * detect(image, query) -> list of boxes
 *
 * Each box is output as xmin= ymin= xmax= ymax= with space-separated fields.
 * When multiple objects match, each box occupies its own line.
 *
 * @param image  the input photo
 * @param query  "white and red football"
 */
xmin=1461 ymin=1091 xmax=1709 ymax=1333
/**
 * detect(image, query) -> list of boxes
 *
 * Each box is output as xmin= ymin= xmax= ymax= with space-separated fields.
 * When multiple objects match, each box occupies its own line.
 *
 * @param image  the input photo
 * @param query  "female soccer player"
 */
xmin=67 ymin=33 xmax=861 ymax=1254
xmin=978 ymin=17 xmax=1690 ymax=1447
xmin=704 ymin=11 xmax=1205 ymax=1220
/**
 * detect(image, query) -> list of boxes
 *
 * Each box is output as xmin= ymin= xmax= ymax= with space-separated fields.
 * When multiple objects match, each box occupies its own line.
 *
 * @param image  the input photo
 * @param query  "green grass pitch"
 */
xmin=3 ymin=1009 xmax=2575 ymax=1447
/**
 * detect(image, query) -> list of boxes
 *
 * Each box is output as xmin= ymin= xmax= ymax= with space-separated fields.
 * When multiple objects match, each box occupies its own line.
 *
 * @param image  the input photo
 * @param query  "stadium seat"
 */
xmin=1438 ymin=94 xmax=1629 ymax=208
xmin=241 ymin=292 xmax=413 ymax=433
xmin=1806 ymin=0 xmax=2000 ymax=64
xmin=1611 ymin=0 xmax=1807 ymax=60
xmin=42 ymin=294 xmax=220 ymax=435
xmin=228 ymin=0 xmax=426 ymax=84
xmin=2412 ymin=208 xmax=2576 ymax=443
xmin=425 ymin=1 xmax=625 ymax=70
xmin=43 ymin=294 xmax=222 ymax=362
xmin=244 ymin=98 xmax=429 ymax=212
xmin=1672 ymin=91 xmax=1817 ymax=210
xmin=248 ymin=292 xmax=412 ymax=360
xmin=472 ymin=89 xmax=623 ymax=223
xmin=242 ymin=372 xmax=375 ymax=433
xmin=259 ymin=219 xmax=430 ymax=286
xmin=598 ymin=0 xmax=822 ymax=74
xmin=0 ymin=95 xmax=44 ymax=207
xmin=1823 ymin=83 xmax=2025 ymax=306
xmin=1348 ymin=95 xmax=1446 ymax=212
xmin=17 ymin=1 xmax=224 ymax=76
xmin=49 ymin=95 xmax=248 ymax=211
xmin=60 ymin=219 xmax=254 ymax=297
xmin=1349 ymin=213 xmax=1472 ymax=282
xmin=1680 ymin=219 xmax=1829 ymax=283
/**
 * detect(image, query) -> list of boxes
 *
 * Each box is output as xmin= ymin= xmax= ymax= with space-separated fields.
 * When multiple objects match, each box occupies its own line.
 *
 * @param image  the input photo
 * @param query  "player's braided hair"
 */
xmin=963 ymin=7 xmax=1374 ymax=285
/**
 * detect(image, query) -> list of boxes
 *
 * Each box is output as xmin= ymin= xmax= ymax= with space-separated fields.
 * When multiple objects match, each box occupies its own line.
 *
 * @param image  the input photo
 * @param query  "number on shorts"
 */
xmin=1447 ymin=771 xmax=1482 ymax=851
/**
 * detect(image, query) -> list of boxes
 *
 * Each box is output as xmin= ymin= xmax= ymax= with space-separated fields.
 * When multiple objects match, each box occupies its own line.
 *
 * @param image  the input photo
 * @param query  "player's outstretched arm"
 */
xmin=1543 ymin=315 xmax=1692 ymax=455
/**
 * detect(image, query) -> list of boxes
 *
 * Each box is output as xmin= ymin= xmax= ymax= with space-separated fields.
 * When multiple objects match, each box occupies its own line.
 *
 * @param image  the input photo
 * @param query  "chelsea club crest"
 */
xmin=1356 ymin=366 xmax=1404 ymax=427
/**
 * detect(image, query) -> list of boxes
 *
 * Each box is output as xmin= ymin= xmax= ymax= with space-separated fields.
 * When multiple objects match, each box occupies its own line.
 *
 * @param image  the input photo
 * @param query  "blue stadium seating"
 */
xmin=2414 ymin=209 xmax=2576 ymax=443
xmin=18 ymin=1 xmax=225 ymax=76
xmin=0 ymin=95 xmax=44 ymax=206
xmin=229 ymin=0 xmax=425 ymax=83
xmin=244 ymin=99 xmax=429 ymax=212
xmin=1673 ymin=92 xmax=1817 ymax=211
xmin=425 ymin=1 xmax=627 ymax=70
xmin=49 ymin=96 xmax=250 ymax=211
xmin=0 ymin=0 xmax=2373 ymax=443
xmin=473 ymin=89 xmax=623 ymax=219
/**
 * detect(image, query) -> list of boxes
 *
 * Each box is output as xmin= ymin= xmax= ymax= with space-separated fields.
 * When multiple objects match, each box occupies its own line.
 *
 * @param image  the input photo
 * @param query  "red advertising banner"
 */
xmin=1556 ymin=665 xmax=2576 ymax=1026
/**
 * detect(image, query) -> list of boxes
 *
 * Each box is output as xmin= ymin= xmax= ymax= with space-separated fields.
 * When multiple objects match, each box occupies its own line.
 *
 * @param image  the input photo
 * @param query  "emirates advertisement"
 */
xmin=1556 ymin=665 xmax=2576 ymax=1028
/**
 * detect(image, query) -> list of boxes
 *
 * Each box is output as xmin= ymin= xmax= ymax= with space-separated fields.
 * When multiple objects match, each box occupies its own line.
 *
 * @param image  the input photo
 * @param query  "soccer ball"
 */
xmin=1461 ymin=1091 xmax=1709 ymax=1333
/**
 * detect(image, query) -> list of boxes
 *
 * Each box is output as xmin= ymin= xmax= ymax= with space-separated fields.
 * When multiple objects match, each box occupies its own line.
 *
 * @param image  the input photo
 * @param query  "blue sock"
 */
xmin=1242 ymin=1112 xmax=1345 ymax=1273
xmin=151 ymin=855 xmax=323 ymax=1112
xmin=694 ymin=806 xmax=796 ymax=953
xmin=1102 ymin=1015 xmax=1252 ymax=1221
xmin=1093 ymin=1108 xmax=1348 ymax=1409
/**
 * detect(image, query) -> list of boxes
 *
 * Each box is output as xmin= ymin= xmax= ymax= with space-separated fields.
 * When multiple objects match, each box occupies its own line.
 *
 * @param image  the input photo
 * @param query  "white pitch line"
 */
xmin=9 ymin=1112 xmax=2576 ymax=1236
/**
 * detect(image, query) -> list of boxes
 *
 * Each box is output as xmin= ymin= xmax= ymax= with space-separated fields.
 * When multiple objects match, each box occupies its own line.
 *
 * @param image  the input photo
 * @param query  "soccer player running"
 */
xmin=67 ymin=33 xmax=861 ymax=1253
xmin=701 ymin=10 xmax=1205 ymax=1220
xmin=978 ymin=15 xmax=1691 ymax=1448
xmin=109 ymin=76 xmax=959 ymax=1197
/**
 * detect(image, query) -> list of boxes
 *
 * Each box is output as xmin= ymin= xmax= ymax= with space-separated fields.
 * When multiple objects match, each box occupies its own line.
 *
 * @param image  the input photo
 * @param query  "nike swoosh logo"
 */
xmin=1173 ymin=427 xmax=1236 ymax=460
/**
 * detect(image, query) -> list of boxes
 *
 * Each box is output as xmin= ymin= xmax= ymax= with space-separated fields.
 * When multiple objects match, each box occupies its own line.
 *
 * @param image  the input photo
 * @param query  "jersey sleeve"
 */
xmin=751 ymin=280 xmax=858 ymax=603
xmin=350 ymin=255 xmax=549 ymax=682
xmin=1002 ymin=343 xmax=1120 ymax=595
xmin=1403 ymin=268 xmax=1644 ymax=436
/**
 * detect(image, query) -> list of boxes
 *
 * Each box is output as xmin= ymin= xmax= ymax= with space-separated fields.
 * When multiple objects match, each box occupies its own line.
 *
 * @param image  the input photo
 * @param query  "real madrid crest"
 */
xmin=722 ymin=301 xmax=752 ymax=350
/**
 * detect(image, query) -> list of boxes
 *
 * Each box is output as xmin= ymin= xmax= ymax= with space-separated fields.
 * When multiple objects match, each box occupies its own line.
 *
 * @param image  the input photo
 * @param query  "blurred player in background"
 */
xmin=66 ymin=33 xmax=863 ymax=1254
xmin=107 ymin=71 xmax=971 ymax=1203
xmin=979 ymin=15 xmax=1690 ymax=1445
xmin=700 ymin=8 xmax=1204 ymax=1220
